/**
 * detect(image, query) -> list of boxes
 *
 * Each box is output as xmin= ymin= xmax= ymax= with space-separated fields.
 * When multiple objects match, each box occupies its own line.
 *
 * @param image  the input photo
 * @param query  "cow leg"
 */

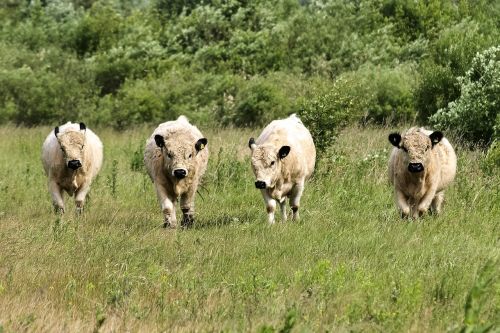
xmin=74 ymin=184 xmax=90 ymax=215
xmin=395 ymin=188 xmax=410 ymax=218
xmin=49 ymin=180 xmax=65 ymax=214
xmin=279 ymin=198 xmax=287 ymax=222
xmin=180 ymin=189 xmax=196 ymax=228
xmin=155 ymin=183 xmax=177 ymax=228
xmin=261 ymin=190 xmax=276 ymax=224
xmin=417 ymin=186 xmax=438 ymax=218
xmin=289 ymin=181 xmax=305 ymax=221
xmin=430 ymin=191 xmax=444 ymax=215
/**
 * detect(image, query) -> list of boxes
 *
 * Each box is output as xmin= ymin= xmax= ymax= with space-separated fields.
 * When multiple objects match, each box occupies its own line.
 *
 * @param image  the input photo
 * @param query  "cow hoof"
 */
xmin=417 ymin=209 xmax=427 ymax=217
xmin=163 ymin=221 xmax=177 ymax=229
xmin=181 ymin=216 xmax=194 ymax=228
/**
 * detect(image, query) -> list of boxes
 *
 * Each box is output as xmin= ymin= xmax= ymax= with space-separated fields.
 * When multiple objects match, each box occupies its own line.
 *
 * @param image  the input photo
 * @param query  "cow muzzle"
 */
xmin=255 ymin=181 xmax=266 ymax=189
xmin=173 ymin=168 xmax=187 ymax=179
xmin=67 ymin=160 xmax=82 ymax=170
xmin=408 ymin=162 xmax=424 ymax=173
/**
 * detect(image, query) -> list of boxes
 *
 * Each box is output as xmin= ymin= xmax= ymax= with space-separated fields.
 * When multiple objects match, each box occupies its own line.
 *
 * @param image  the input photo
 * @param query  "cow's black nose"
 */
xmin=174 ymin=169 xmax=187 ymax=179
xmin=255 ymin=181 xmax=266 ymax=189
xmin=408 ymin=163 xmax=424 ymax=173
xmin=67 ymin=160 xmax=82 ymax=170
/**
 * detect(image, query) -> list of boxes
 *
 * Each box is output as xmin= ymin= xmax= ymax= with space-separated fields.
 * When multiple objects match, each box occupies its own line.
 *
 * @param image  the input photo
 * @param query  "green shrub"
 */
xmin=430 ymin=46 xmax=500 ymax=145
xmin=230 ymin=76 xmax=290 ymax=127
xmin=0 ymin=44 xmax=97 ymax=125
xmin=414 ymin=19 xmax=495 ymax=122
xmin=71 ymin=1 xmax=123 ymax=56
xmin=216 ymin=72 xmax=317 ymax=127
xmin=414 ymin=62 xmax=458 ymax=123
xmin=105 ymin=69 xmax=234 ymax=129
xmin=345 ymin=64 xmax=418 ymax=125
xmin=154 ymin=0 xmax=203 ymax=18
xmin=87 ymin=11 xmax=166 ymax=95
xmin=298 ymin=77 xmax=355 ymax=156
xmin=111 ymin=78 xmax=166 ymax=128
xmin=481 ymin=140 xmax=500 ymax=176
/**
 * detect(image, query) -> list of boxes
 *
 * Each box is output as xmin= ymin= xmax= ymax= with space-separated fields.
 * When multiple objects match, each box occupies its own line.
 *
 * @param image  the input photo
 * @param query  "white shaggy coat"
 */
xmin=41 ymin=122 xmax=103 ymax=213
xmin=388 ymin=127 xmax=457 ymax=218
xmin=144 ymin=116 xmax=209 ymax=228
xmin=249 ymin=114 xmax=316 ymax=223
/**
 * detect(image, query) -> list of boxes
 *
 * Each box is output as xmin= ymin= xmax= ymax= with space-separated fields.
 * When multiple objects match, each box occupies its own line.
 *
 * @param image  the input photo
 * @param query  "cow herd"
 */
xmin=41 ymin=115 xmax=457 ymax=226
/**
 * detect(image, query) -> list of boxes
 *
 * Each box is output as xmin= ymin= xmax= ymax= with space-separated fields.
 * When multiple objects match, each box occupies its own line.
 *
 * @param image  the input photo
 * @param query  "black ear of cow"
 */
xmin=278 ymin=146 xmax=291 ymax=159
xmin=429 ymin=131 xmax=443 ymax=147
xmin=79 ymin=122 xmax=86 ymax=131
xmin=154 ymin=135 xmax=165 ymax=148
xmin=388 ymin=133 xmax=401 ymax=148
xmin=54 ymin=126 xmax=59 ymax=137
xmin=248 ymin=137 xmax=256 ymax=149
xmin=195 ymin=138 xmax=208 ymax=151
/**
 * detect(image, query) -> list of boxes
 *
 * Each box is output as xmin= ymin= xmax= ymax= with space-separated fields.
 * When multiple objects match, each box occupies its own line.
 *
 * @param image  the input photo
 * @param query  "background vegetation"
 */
xmin=0 ymin=126 xmax=498 ymax=331
xmin=0 ymin=0 xmax=499 ymax=149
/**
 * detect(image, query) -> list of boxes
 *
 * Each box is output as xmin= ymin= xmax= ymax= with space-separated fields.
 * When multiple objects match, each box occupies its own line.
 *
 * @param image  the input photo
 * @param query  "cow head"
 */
xmin=154 ymin=130 xmax=207 ymax=180
xmin=55 ymin=122 xmax=87 ymax=170
xmin=389 ymin=128 xmax=443 ymax=173
xmin=248 ymin=137 xmax=290 ymax=189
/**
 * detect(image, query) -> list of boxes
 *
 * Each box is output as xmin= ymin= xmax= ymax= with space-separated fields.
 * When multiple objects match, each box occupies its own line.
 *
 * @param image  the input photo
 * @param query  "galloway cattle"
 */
xmin=388 ymin=127 xmax=457 ymax=218
xmin=249 ymin=114 xmax=316 ymax=224
xmin=42 ymin=122 xmax=103 ymax=214
xmin=144 ymin=116 xmax=208 ymax=228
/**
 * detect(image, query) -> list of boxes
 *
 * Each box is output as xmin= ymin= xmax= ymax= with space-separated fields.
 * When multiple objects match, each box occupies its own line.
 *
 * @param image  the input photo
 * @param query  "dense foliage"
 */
xmin=0 ymin=0 xmax=499 ymax=147
xmin=430 ymin=46 xmax=500 ymax=145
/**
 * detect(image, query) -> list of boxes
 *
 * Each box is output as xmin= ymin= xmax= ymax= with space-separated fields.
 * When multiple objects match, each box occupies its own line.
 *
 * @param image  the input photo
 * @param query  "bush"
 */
xmin=298 ymin=77 xmax=355 ymax=156
xmin=414 ymin=62 xmax=458 ymax=123
xmin=227 ymin=76 xmax=290 ymax=127
xmin=71 ymin=1 xmax=123 ymax=56
xmin=103 ymin=69 xmax=234 ymax=129
xmin=430 ymin=46 xmax=500 ymax=145
xmin=216 ymin=72 xmax=319 ymax=127
xmin=0 ymin=44 xmax=97 ymax=125
xmin=481 ymin=140 xmax=500 ymax=176
xmin=345 ymin=64 xmax=418 ymax=125
xmin=414 ymin=19 xmax=495 ymax=122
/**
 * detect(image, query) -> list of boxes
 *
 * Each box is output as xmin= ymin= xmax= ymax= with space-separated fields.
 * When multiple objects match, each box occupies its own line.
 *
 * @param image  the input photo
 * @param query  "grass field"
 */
xmin=0 ymin=125 xmax=498 ymax=332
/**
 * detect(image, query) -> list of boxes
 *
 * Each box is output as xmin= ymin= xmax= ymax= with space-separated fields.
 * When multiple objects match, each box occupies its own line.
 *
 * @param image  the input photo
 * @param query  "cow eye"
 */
xmin=167 ymin=153 xmax=173 ymax=159
xmin=270 ymin=161 xmax=275 ymax=166
xmin=189 ymin=153 xmax=192 ymax=158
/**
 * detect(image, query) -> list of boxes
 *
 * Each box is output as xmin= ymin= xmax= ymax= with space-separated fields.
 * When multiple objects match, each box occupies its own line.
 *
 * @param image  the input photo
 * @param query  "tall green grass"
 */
xmin=0 ymin=126 xmax=498 ymax=332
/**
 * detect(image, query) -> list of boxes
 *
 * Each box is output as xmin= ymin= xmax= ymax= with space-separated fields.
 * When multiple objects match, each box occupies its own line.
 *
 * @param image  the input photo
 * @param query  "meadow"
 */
xmin=0 ymin=125 xmax=498 ymax=332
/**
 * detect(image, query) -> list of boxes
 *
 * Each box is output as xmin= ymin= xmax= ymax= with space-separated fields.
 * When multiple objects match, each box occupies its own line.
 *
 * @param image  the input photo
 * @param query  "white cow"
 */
xmin=388 ymin=127 xmax=457 ymax=218
xmin=144 ymin=116 xmax=209 ymax=228
xmin=41 ymin=122 xmax=103 ymax=213
xmin=249 ymin=114 xmax=316 ymax=223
